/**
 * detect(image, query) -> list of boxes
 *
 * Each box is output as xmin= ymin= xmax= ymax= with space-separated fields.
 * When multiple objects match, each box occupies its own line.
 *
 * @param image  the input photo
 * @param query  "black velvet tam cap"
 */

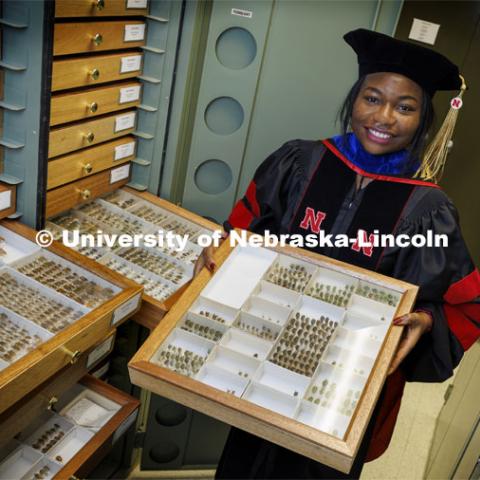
xmin=344 ymin=28 xmax=461 ymax=96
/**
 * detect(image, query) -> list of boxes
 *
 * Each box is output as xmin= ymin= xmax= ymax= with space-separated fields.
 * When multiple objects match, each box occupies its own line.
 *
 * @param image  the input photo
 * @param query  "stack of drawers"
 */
xmin=46 ymin=0 xmax=150 ymax=218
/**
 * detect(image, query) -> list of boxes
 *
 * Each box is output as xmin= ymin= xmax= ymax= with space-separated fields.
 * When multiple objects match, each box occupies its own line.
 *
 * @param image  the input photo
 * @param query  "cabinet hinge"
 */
xmin=444 ymin=383 xmax=454 ymax=403
xmin=134 ymin=430 xmax=146 ymax=448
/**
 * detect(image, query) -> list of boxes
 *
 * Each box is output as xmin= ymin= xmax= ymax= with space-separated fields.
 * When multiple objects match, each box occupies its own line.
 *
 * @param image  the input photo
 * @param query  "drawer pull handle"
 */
xmin=89 ymin=68 xmax=100 ymax=80
xmin=85 ymin=132 xmax=95 ymax=143
xmin=89 ymin=102 xmax=98 ymax=113
xmin=94 ymin=0 xmax=105 ymax=11
xmin=47 ymin=395 xmax=58 ymax=411
xmin=60 ymin=346 xmax=82 ymax=364
xmin=77 ymin=188 xmax=92 ymax=200
xmin=92 ymin=33 xmax=103 ymax=46
xmin=83 ymin=163 xmax=93 ymax=174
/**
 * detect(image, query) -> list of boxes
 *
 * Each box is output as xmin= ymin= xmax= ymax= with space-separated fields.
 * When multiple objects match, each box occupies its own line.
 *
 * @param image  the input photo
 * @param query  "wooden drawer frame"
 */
xmin=0 ymin=183 xmax=16 ymax=220
xmin=128 ymin=238 xmax=418 ymax=473
xmin=55 ymin=0 xmax=149 ymax=18
xmin=52 ymin=51 xmax=143 ymax=92
xmin=54 ymin=21 xmax=146 ymax=56
xmin=48 ymin=110 xmax=137 ymax=159
xmin=47 ymin=136 xmax=136 ymax=190
xmin=46 ymin=166 xmax=131 ymax=217
xmin=0 ymin=331 xmax=117 ymax=450
xmin=50 ymin=81 xmax=142 ymax=126
xmin=0 ymin=220 xmax=143 ymax=415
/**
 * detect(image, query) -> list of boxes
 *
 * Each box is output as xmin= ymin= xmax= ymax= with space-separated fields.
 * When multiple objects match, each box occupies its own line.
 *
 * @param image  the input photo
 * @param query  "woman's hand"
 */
xmin=387 ymin=311 xmax=433 ymax=375
xmin=194 ymin=245 xmax=216 ymax=276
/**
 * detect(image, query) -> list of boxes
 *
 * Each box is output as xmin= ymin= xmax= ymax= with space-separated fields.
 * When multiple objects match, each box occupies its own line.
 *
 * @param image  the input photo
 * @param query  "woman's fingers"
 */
xmin=193 ymin=246 xmax=216 ymax=277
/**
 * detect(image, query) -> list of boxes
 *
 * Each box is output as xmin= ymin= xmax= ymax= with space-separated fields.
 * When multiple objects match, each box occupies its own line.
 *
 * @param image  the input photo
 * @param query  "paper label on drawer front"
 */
xmin=113 ymin=409 xmax=139 ymax=444
xmin=120 ymin=55 xmax=142 ymax=73
xmin=127 ymin=0 xmax=148 ymax=8
xmin=119 ymin=85 xmax=141 ymax=104
xmin=114 ymin=141 xmax=136 ymax=161
xmin=0 ymin=191 xmax=12 ymax=210
xmin=110 ymin=164 xmax=131 ymax=184
xmin=115 ymin=112 xmax=136 ymax=132
xmin=87 ymin=335 xmax=115 ymax=369
xmin=112 ymin=292 xmax=141 ymax=325
xmin=124 ymin=24 xmax=146 ymax=42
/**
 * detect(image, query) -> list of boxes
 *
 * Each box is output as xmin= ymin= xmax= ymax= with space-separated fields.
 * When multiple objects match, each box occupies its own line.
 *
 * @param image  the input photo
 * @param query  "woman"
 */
xmin=196 ymin=29 xmax=480 ymax=479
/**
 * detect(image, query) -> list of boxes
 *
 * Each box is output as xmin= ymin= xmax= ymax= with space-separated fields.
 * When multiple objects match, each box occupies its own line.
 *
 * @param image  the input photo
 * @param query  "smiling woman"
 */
xmin=195 ymin=28 xmax=480 ymax=480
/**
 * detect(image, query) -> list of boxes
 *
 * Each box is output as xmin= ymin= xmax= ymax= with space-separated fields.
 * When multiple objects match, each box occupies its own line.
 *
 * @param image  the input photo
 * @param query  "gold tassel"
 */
xmin=415 ymin=75 xmax=467 ymax=182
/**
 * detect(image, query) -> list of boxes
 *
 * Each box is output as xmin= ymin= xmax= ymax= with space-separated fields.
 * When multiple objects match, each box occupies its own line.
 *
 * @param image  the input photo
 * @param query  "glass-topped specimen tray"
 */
xmin=128 ymin=236 xmax=418 ymax=473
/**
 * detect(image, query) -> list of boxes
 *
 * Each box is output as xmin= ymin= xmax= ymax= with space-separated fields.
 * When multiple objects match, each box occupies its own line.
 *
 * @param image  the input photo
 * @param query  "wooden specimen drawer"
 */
xmin=0 ymin=220 xmax=143 ymax=415
xmin=0 ymin=332 xmax=116 ymax=450
xmin=129 ymin=238 xmax=418 ymax=473
xmin=48 ymin=110 xmax=137 ymax=158
xmin=0 ymin=183 xmax=16 ymax=220
xmin=48 ymin=136 xmax=136 ymax=190
xmin=52 ymin=51 xmax=143 ymax=92
xmin=50 ymin=81 xmax=142 ymax=126
xmin=55 ymin=0 xmax=149 ymax=17
xmin=0 ymin=375 xmax=139 ymax=480
xmin=46 ymin=187 xmax=220 ymax=331
xmin=54 ymin=21 xmax=146 ymax=56
xmin=46 ymin=165 xmax=131 ymax=217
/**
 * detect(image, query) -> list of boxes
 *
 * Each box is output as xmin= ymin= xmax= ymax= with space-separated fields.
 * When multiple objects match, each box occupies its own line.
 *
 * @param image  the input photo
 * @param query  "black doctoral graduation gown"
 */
xmin=216 ymin=139 xmax=480 ymax=479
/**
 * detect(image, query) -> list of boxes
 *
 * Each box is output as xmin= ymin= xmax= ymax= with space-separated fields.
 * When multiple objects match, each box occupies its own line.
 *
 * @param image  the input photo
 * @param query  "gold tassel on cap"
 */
xmin=415 ymin=75 xmax=467 ymax=182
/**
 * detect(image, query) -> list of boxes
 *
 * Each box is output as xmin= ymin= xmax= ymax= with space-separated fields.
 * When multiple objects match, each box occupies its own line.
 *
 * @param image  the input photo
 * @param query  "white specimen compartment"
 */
xmin=23 ymin=413 xmax=74 ymax=453
xmin=99 ymin=253 xmax=176 ymax=302
xmin=0 ymin=305 xmax=52 ymax=364
xmin=294 ymin=400 xmax=318 ymax=426
xmin=22 ymin=457 xmax=61 ymax=480
xmin=243 ymin=382 xmax=299 ymax=417
xmin=234 ymin=311 xmax=282 ymax=342
xmin=195 ymin=364 xmax=249 ymax=397
xmin=102 ymin=189 xmax=142 ymax=210
xmin=0 ymin=445 xmax=42 ymax=480
xmin=59 ymin=388 xmax=121 ymax=431
xmin=295 ymin=295 xmax=345 ymax=325
xmin=219 ymin=328 xmax=273 ymax=361
xmin=332 ymin=327 xmax=383 ymax=359
xmin=200 ymin=245 xmax=277 ymax=309
xmin=241 ymin=296 xmax=291 ymax=326
xmin=158 ymin=214 xmax=208 ymax=242
xmin=312 ymin=406 xmax=350 ymax=439
xmin=126 ymin=199 xmax=170 ymax=224
xmin=322 ymin=345 xmax=375 ymax=378
xmin=305 ymin=266 xmax=359 ymax=308
xmin=253 ymin=362 xmax=310 ymax=398
xmin=253 ymin=280 xmax=300 ymax=309
xmin=0 ymin=225 xmax=40 ymax=265
xmin=348 ymin=294 xmax=396 ymax=324
xmin=46 ymin=427 xmax=94 ymax=465
xmin=11 ymin=249 xmax=121 ymax=300
xmin=355 ymin=280 xmax=401 ymax=308
xmin=264 ymin=254 xmax=316 ymax=293
xmin=179 ymin=311 xmax=228 ymax=343
xmin=155 ymin=328 xmax=215 ymax=360
xmin=189 ymin=296 xmax=238 ymax=326
xmin=205 ymin=345 xmax=260 ymax=379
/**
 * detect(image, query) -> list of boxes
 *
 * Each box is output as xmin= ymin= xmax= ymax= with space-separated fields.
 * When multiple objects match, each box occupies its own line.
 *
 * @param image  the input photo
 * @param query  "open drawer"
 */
xmin=0 ymin=220 xmax=143 ymax=415
xmin=47 ymin=187 xmax=220 ymax=330
xmin=0 ymin=375 xmax=139 ymax=479
xmin=128 ymin=237 xmax=418 ymax=473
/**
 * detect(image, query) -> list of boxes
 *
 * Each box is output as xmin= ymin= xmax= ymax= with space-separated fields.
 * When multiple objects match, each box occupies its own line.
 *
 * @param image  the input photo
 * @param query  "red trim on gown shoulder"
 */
xmin=443 ymin=268 xmax=480 ymax=305
xmin=322 ymin=139 xmax=441 ymax=188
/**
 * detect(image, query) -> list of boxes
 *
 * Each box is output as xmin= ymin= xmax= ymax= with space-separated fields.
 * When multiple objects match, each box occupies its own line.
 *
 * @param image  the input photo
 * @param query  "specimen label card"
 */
xmin=120 ymin=55 xmax=142 ymax=73
xmin=0 ymin=191 xmax=11 ymax=210
xmin=119 ymin=85 xmax=141 ymax=104
xmin=112 ymin=292 xmax=142 ymax=324
xmin=127 ymin=0 xmax=148 ymax=8
xmin=115 ymin=112 xmax=136 ymax=132
xmin=110 ymin=164 xmax=130 ymax=184
xmin=114 ymin=141 xmax=136 ymax=161
xmin=124 ymin=24 xmax=146 ymax=42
